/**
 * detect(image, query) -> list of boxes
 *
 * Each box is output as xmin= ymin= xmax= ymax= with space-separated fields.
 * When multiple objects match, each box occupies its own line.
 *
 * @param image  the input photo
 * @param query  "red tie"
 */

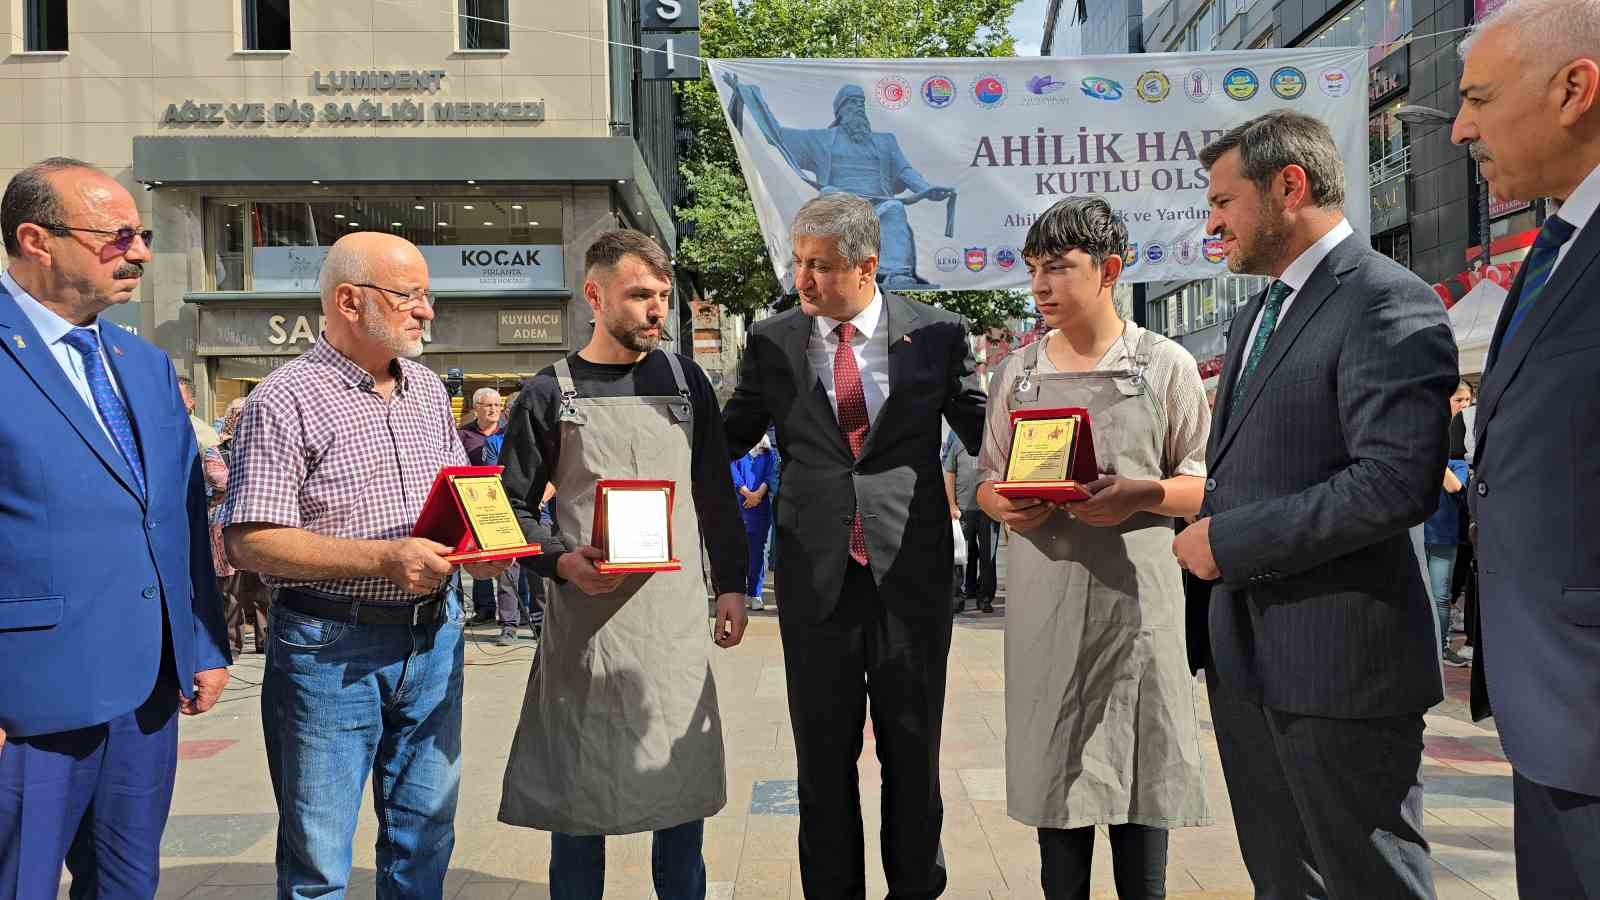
xmin=833 ymin=322 xmax=870 ymax=566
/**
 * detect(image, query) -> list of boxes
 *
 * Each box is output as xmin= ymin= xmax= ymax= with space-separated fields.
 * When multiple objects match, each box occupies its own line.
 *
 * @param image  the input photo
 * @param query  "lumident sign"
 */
xmin=160 ymin=68 xmax=544 ymax=127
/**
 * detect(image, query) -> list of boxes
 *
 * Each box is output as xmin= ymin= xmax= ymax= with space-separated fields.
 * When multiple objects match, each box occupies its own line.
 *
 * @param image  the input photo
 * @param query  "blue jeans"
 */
xmin=550 ymin=819 xmax=706 ymax=900
xmin=262 ymin=588 xmax=464 ymax=898
xmin=1426 ymin=544 xmax=1459 ymax=653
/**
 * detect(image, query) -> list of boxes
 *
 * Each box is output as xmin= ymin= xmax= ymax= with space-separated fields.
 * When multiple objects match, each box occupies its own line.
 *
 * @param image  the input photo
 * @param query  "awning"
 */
xmin=132 ymin=136 xmax=675 ymax=247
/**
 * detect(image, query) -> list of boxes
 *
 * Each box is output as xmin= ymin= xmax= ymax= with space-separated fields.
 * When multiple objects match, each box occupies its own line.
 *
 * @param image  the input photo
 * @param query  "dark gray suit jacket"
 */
xmin=1189 ymin=234 xmax=1459 ymax=718
xmin=722 ymin=293 xmax=986 ymax=624
xmin=1470 ymin=210 xmax=1600 ymax=796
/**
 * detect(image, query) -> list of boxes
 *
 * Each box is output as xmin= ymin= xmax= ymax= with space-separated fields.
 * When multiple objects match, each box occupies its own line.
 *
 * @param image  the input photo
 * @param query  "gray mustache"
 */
xmin=113 ymin=263 xmax=143 ymax=279
xmin=1468 ymin=142 xmax=1493 ymax=163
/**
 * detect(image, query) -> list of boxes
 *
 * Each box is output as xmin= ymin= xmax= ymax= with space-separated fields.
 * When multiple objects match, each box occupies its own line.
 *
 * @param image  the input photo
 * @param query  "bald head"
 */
xmin=319 ymin=231 xmax=424 ymax=311
xmin=319 ymin=231 xmax=433 ymax=365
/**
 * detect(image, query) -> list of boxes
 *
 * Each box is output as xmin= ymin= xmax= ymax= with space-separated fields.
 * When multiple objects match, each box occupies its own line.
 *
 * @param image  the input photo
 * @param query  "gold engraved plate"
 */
xmin=1005 ymin=416 xmax=1077 ymax=482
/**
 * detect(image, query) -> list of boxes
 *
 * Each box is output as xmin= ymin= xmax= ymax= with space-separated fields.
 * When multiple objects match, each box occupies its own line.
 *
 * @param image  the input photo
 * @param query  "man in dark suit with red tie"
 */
xmin=724 ymin=193 xmax=987 ymax=899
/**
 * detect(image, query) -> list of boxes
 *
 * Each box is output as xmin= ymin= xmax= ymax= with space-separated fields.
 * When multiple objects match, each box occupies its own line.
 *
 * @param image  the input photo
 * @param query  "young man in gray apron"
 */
xmin=976 ymin=198 xmax=1212 ymax=899
xmin=495 ymin=230 xmax=750 ymax=899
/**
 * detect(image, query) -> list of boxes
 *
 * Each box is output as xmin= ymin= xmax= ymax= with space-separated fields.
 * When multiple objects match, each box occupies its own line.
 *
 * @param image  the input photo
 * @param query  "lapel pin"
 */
xmin=11 ymin=335 xmax=24 ymax=349
xmin=112 ymin=345 xmax=124 ymax=356
xmin=902 ymin=335 xmax=912 ymax=344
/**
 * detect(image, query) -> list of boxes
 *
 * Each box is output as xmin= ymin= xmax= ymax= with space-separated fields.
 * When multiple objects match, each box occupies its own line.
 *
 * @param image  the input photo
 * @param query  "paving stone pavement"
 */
xmin=78 ymin=586 xmax=1518 ymax=899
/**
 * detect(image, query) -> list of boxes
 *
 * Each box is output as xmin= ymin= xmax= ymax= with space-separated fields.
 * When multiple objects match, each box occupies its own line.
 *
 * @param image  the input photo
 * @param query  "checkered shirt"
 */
xmin=221 ymin=339 xmax=467 ymax=604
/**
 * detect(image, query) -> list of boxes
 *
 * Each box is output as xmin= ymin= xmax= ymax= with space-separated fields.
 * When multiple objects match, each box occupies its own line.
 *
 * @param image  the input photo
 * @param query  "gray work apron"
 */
xmin=1003 ymin=329 xmax=1211 ymax=831
xmin=498 ymin=350 xmax=727 ymax=835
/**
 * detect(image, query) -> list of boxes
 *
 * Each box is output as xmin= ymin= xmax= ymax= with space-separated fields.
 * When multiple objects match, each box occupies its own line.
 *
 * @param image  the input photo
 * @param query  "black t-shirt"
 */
xmin=499 ymin=351 xmax=746 ymax=593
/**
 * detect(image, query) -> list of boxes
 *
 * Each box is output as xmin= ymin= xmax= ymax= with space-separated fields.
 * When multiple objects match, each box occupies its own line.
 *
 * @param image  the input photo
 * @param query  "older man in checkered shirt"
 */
xmin=223 ymin=231 xmax=511 ymax=898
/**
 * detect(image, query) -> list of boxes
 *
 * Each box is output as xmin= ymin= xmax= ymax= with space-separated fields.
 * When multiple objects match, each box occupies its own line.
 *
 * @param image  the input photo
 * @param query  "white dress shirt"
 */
xmin=1235 ymin=218 xmax=1354 ymax=388
xmin=4 ymin=269 xmax=124 ymax=444
xmin=808 ymin=286 xmax=891 ymax=426
xmin=1552 ymin=161 xmax=1600 ymax=276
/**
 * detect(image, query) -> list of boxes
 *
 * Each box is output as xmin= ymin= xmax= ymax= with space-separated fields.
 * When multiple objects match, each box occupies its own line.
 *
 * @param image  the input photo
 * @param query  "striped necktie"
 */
xmin=1231 ymin=279 xmax=1293 ymax=418
xmin=60 ymin=327 xmax=146 ymax=497
xmin=1491 ymin=215 xmax=1578 ymax=364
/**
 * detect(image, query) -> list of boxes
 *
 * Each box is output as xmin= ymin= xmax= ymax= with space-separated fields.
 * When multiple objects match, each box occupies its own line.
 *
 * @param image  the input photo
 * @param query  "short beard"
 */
xmin=615 ymin=320 xmax=662 ymax=353
xmin=362 ymin=297 xmax=424 ymax=358
xmin=1228 ymin=196 xmax=1291 ymax=275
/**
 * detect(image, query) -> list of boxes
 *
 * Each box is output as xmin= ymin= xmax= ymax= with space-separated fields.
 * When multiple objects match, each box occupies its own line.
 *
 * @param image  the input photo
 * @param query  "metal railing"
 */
xmin=1371 ymin=145 xmax=1411 ymax=185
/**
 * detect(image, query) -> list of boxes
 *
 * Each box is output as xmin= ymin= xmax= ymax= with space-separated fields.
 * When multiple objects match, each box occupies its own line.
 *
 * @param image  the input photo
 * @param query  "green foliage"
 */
xmin=903 ymin=290 xmax=1033 ymax=334
xmin=676 ymin=0 xmax=1023 ymax=318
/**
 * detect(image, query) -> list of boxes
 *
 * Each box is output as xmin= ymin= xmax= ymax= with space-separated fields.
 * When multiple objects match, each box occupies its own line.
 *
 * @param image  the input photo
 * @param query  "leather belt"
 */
xmin=276 ymin=587 xmax=449 ymax=627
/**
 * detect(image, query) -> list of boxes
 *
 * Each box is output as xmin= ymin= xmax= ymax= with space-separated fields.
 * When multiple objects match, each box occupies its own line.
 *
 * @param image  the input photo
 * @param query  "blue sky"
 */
xmin=1010 ymin=0 xmax=1051 ymax=56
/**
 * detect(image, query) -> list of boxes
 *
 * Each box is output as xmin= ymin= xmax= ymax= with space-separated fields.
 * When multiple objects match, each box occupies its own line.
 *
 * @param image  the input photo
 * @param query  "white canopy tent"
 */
xmin=1448 ymin=279 xmax=1510 ymax=377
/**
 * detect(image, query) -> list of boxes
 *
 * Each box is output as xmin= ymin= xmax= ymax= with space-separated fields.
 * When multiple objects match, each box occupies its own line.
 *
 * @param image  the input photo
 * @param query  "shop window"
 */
xmin=1300 ymin=0 xmax=1414 ymax=63
xmin=207 ymin=203 xmax=248 ymax=291
xmin=25 ymin=0 xmax=67 ymax=52
xmin=1147 ymin=296 xmax=1168 ymax=336
xmin=460 ymin=0 xmax=510 ymax=50
xmin=243 ymin=0 xmax=291 ymax=51
xmin=204 ymin=197 xmax=563 ymax=292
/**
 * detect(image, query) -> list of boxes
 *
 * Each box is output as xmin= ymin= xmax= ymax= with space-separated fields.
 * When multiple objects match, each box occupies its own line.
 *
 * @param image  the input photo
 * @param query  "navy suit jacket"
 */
xmin=1470 ymin=207 xmax=1600 ymax=796
xmin=0 ymin=283 xmax=230 ymax=738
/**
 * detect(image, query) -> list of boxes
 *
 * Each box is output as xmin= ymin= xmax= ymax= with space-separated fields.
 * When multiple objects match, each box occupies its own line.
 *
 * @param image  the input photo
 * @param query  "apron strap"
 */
xmin=553 ymin=356 xmax=586 ymax=424
xmin=1131 ymin=327 xmax=1154 ymax=384
xmin=1012 ymin=337 xmax=1044 ymax=401
xmin=658 ymin=349 xmax=695 ymax=424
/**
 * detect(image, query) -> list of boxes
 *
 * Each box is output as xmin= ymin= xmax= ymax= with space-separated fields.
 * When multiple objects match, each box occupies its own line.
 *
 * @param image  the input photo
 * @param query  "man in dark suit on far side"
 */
xmin=1452 ymin=1 xmax=1600 ymax=893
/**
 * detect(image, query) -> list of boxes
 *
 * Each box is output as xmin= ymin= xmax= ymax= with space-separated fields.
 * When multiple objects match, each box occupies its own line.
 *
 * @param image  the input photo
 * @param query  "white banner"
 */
xmin=710 ymin=49 xmax=1370 ymax=288
xmin=250 ymin=244 xmax=565 ymax=292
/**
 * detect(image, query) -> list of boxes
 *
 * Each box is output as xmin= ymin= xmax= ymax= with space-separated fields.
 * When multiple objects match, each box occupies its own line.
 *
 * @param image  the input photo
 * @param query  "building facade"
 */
xmin=0 ymin=0 xmax=685 ymax=420
xmin=1043 ymin=0 xmax=1539 ymax=392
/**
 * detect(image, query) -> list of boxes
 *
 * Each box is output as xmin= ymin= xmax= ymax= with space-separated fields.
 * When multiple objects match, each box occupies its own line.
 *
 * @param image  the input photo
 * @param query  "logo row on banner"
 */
xmin=711 ymin=49 xmax=1371 ymax=289
xmin=879 ymin=64 xmax=1354 ymax=112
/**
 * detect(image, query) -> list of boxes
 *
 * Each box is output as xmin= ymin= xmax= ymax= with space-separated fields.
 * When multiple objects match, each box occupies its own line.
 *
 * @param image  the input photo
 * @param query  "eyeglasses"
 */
xmin=354 ymin=282 xmax=435 ymax=311
xmin=36 ymin=223 xmax=154 ymax=252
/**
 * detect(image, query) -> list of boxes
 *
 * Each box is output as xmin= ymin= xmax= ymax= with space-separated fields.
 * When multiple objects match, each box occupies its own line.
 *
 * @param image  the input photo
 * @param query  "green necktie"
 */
xmin=1231 ymin=279 xmax=1293 ymax=418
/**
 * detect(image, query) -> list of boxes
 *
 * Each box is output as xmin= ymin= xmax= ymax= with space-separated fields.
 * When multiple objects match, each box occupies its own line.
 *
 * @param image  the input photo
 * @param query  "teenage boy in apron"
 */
xmin=496 ymin=230 xmax=750 ymax=899
xmin=976 ymin=197 xmax=1213 ymax=899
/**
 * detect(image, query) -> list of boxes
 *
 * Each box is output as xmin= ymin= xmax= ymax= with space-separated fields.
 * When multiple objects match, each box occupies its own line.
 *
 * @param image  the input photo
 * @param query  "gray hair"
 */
xmin=790 ymin=193 xmax=880 ymax=267
xmin=318 ymin=238 xmax=376 ymax=298
xmin=1199 ymin=110 xmax=1346 ymax=210
xmin=471 ymin=387 xmax=503 ymax=406
xmin=1022 ymin=197 xmax=1129 ymax=268
xmin=1 ymin=157 xmax=96 ymax=256
xmin=1462 ymin=0 xmax=1600 ymax=63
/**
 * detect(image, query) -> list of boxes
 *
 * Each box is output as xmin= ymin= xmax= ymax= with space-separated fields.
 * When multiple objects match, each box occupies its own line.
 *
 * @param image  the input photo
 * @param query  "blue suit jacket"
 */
xmin=1470 ymin=208 xmax=1600 ymax=796
xmin=0 ymin=284 xmax=230 ymax=738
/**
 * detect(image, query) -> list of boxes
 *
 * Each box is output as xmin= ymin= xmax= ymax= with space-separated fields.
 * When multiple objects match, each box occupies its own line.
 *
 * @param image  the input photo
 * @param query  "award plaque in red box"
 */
xmin=992 ymin=407 xmax=1100 ymax=503
xmin=591 ymin=479 xmax=682 ymax=574
xmin=412 ymin=465 xmax=544 ymax=563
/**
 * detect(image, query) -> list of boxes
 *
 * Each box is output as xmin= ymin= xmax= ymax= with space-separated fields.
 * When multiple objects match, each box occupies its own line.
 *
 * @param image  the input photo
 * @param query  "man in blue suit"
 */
xmin=1454 ymin=3 xmax=1600 ymax=894
xmin=0 ymin=157 xmax=231 ymax=898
